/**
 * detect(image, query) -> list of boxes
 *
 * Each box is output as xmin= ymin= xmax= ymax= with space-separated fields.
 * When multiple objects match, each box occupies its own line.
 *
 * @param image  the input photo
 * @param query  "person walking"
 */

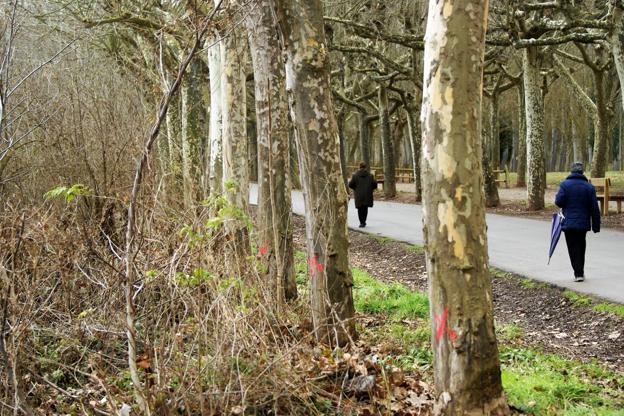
xmin=348 ymin=162 xmax=377 ymax=228
xmin=554 ymin=162 xmax=601 ymax=282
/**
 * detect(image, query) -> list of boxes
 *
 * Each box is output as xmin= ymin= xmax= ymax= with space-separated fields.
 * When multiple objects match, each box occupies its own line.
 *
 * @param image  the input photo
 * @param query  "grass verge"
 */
xmin=351 ymin=268 xmax=624 ymax=415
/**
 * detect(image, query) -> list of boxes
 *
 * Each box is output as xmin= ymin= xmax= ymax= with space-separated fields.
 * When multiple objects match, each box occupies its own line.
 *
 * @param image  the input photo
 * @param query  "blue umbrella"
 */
xmin=548 ymin=211 xmax=565 ymax=264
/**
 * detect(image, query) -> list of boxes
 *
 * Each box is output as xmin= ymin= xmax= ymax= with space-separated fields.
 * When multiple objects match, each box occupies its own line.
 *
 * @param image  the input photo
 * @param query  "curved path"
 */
xmin=250 ymin=186 xmax=624 ymax=304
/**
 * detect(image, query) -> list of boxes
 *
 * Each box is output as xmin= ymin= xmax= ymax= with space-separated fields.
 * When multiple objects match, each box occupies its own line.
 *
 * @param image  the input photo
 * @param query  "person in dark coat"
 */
xmin=554 ymin=162 xmax=601 ymax=282
xmin=348 ymin=162 xmax=377 ymax=228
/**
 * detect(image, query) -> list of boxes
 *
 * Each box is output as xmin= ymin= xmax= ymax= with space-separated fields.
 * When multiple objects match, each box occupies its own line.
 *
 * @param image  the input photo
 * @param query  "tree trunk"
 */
xmin=484 ymin=153 xmax=500 ymax=207
xmin=358 ymin=110 xmax=371 ymax=167
xmin=379 ymin=85 xmax=396 ymax=197
xmin=181 ymin=59 xmax=204 ymax=207
xmin=490 ymin=93 xmax=500 ymax=169
xmin=208 ymin=31 xmax=223 ymax=195
xmin=220 ymin=0 xmax=250 ymax=270
xmin=337 ymin=108 xmax=348 ymax=186
xmin=421 ymin=2 xmax=508 ymax=415
xmin=611 ymin=3 xmax=624 ymax=117
xmin=405 ymin=104 xmax=422 ymax=201
xmin=246 ymin=0 xmax=297 ymax=302
xmin=616 ymin=101 xmax=624 ymax=171
xmin=516 ymin=85 xmax=527 ymax=187
xmin=523 ymin=46 xmax=545 ymax=210
xmin=273 ymin=0 xmax=356 ymax=347
xmin=591 ymin=70 xmax=608 ymax=177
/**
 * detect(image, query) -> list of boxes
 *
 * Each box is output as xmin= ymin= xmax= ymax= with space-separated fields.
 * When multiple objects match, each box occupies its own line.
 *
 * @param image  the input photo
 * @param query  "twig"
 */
xmin=122 ymin=2 xmax=223 ymax=413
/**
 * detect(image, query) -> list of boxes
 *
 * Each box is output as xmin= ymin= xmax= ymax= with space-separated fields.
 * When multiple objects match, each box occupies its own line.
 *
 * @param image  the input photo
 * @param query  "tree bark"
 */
xmin=610 ymin=2 xmax=624 ymax=117
xmin=490 ymin=93 xmax=500 ymax=169
xmin=421 ymin=1 xmax=508 ymax=415
xmin=208 ymin=30 xmax=223 ymax=195
xmin=337 ymin=107 xmax=349 ymax=186
xmin=405 ymin=103 xmax=422 ymax=201
xmin=379 ymin=84 xmax=396 ymax=197
xmin=358 ymin=110 xmax=371 ymax=167
xmin=523 ymin=46 xmax=546 ymax=210
xmin=591 ymin=69 xmax=608 ymax=177
xmin=273 ymin=0 xmax=356 ymax=347
xmin=220 ymin=0 xmax=250 ymax=269
xmin=482 ymin=105 xmax=500 ymax=207
xmin=246 ymin=0 xmax=297 ymax=302
xmin=181 ymin=58 xmax=204 ymax=207
xmin=516 ymin=85 xmax=527 ymax=187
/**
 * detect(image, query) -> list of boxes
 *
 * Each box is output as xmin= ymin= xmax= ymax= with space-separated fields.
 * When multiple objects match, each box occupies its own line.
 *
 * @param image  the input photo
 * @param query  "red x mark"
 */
xmin=309 ymin=255 xmax=324 ymax=275
xmin=434 ymin=308 xmax=457 ymax=342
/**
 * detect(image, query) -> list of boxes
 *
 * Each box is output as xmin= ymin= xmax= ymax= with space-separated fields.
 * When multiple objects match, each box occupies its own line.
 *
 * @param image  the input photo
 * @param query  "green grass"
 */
xmin=498 ymin=323 xmax=524 ymax=341
xmin=352 ymin=268 xmax=429 ymax=320
xmin=507 ymin=170 xmax=624 ymax=191
xmin=353 ymin=270 xmax=624 ymax=414
xmin=501 ymin=347 xmax=624 ymax=415
xmin=403 ymin=243 xmax=425 ymax=254
xmin=563 ymin=290 xmax=594 ymax=307
xmin=593 ymin=303 xmax=624 ymax=319
xmin=519 ymin=278 xmax=549 ymax=289
xmin=490 ymin=267 xmax=511 ymax=279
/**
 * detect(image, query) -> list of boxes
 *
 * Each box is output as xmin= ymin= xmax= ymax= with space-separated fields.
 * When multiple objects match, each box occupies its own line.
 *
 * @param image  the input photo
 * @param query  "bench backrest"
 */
xmin=590 ymin=178 xmax=611 ymax=196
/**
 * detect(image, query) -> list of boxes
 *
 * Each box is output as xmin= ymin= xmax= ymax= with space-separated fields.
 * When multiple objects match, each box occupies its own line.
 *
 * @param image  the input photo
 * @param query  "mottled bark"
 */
xmin=337 ymin=108 xmax=349 ymax=186
xmin=181 ymin=59 xmax=204 ymax=207
xmin=421 ymin=1 xmax=508 ymax=415
xmin=379 ymin=85 xmax=396 ymax=197
xmin=523 ymin=46 xmax=545 ymax=210
xmin=220 ymin=0 xmax=250 ymax=268
xmin=611 ymin=3 xmax=624 ymax=116
xmin=208 ymin=31 xmax=223 ymax=195
xmin=273 ymin=0 xmax=355 ymax=346
xmin=591 ymin=70 xmax=609 ymax=177
xmin=516 ymin=85 xmax=527 ymax=187
xmin=246 ymin=0 xmax=296 ymax=302
xmin=405 ymin=103 xmax=422 ymax=201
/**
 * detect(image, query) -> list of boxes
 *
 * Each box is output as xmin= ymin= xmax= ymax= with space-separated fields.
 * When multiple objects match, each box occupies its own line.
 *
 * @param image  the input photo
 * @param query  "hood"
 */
xmin=356 ymin=170 xmax=370 ymax=177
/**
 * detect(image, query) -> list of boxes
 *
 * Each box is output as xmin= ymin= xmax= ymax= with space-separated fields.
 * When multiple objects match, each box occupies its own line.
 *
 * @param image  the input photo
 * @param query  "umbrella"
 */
xmin=548 ymin=211 xmax=565 ymax=264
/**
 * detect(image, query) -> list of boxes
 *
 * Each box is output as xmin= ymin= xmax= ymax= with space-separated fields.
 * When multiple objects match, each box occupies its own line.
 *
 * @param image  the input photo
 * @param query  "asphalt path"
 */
xmin=250 ymin=185 xmax=624 ymax=304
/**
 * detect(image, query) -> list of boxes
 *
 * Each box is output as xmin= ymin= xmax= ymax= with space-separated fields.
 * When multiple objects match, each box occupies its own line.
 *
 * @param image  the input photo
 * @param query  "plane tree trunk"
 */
xmin=246 ymin=0 xmax=297 ymax=302
xmin=273 ymin=0 xmax=356 ymax=346
xmin=420 ymin=1 xmax=508 ymax=414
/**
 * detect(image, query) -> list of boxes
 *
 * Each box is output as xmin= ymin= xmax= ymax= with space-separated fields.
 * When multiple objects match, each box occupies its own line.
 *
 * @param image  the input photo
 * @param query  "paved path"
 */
xmin=250 ymin=186 xmax=624 ymax=304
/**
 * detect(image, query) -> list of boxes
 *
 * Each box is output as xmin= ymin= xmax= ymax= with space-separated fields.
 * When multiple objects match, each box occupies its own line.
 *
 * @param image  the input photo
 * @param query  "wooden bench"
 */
xmin=492 ymin=165 xmax=509 ymax=188
xmin=590 ymin=177 xmax=623 ymax=216
xmin=370 ymin=169 xmax=384 ymax=190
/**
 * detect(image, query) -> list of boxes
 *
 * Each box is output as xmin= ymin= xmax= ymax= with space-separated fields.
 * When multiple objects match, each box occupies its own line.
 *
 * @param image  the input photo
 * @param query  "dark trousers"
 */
xmin=564 ymin=229 xmax=587 ymax=277
xmin=357 ymin=207 xmax=368 ymax=225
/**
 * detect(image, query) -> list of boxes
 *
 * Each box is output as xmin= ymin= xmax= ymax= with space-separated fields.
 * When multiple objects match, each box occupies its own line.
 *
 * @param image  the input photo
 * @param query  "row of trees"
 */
xmin=2 ymin=0 xmax=623 ymax=414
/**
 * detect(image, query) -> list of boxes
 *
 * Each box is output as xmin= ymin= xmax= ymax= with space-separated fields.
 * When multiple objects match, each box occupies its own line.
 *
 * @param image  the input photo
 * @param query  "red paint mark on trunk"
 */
xmin=309 ymin=255 xmax=324 ymax=275
xmin=434 ymin=308 xmax=457 ymax=342
xmin=258 ymin=241 xmax=268 ymax=256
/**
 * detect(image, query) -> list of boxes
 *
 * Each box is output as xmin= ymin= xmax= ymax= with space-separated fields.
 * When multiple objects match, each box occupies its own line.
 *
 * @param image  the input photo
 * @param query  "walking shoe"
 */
xmin=574 ymin=276 xmax=585 ymax=282
xmin=359 ymin=223 xmax=365 ymax=228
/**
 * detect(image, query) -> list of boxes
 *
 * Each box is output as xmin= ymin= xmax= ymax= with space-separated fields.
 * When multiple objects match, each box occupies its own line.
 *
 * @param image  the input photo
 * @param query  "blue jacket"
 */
xmin=555 ymin=173 xmax=600 ymax=232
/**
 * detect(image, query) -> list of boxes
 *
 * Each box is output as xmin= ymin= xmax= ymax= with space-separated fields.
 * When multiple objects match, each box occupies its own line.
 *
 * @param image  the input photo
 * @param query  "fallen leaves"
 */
xmin=302 ymin=344 xmax=434 ymax=415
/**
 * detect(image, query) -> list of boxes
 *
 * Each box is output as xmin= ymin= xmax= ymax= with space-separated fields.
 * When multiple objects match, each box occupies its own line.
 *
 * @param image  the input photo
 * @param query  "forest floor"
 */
xmin=384 ymin=184 xmax=624 ymax=231
xmin=292 ymin=214 xmax=624 ymax=413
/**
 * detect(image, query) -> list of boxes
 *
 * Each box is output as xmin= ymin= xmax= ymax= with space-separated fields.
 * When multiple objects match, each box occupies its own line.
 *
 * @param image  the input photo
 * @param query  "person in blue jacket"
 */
xmin=554 ymin=162 xmax=601 ymax=282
